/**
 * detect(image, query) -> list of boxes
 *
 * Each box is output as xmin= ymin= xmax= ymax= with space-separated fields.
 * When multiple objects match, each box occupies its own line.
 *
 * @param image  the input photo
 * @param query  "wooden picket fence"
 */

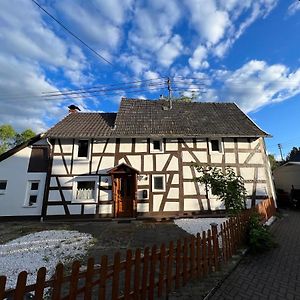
xmin=0 ymin=198 xmax=276 ymax=300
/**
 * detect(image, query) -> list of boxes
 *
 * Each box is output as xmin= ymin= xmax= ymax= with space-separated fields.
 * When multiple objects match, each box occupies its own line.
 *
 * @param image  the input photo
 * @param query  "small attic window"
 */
xmin=211 ymin=140 xmax=220 ymax=151
xmin=0 ymin=180 xmax=7 ymax=195
xmin=78 ymin=140 xmax=89 ymax=158
xmin=151 ymin=139 xmax=163 ymax=152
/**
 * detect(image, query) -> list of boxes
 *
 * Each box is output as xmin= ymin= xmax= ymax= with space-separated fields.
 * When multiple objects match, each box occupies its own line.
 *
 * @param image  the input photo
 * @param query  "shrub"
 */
xmin=247 ymin=213 xmax=277 ymax=254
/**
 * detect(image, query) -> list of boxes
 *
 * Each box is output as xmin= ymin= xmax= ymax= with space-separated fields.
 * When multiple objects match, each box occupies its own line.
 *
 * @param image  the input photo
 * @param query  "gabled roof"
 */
xmin=45 ymin=98 xmax=268 ymax=138
xmin=0 ymin=134 xmax=43 ymax=162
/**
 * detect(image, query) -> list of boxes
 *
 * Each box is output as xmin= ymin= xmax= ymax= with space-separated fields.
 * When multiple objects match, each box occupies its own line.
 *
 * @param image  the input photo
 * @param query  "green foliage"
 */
xmin=268 ymin=154 xmax=279 ymax=171
xmin=172 ymin=91 xmax=198 ymax=102
xmin=286 ymin=146 xmax=300 ymax=162
xmin=247 ymin=213 xmax=277 ymax=254
xmin=194 ymin=166 xmax=247 ymax=214
xmin=0 ymin=124 xmax=36 ymax=155
xmin=15 ymin=129 xmax=36 ymax=146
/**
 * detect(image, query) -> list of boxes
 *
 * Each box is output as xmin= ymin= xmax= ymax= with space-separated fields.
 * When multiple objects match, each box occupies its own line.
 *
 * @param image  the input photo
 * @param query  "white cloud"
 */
xmin=214 ymin=60 xmax=300 ymax=112
xmin=287 ymin=1 xmax=300 ymax=16
xmin=189 ymin=45 xmax=209 ymax=69
xmin=157 ymin=35 xmax=183 ymax=67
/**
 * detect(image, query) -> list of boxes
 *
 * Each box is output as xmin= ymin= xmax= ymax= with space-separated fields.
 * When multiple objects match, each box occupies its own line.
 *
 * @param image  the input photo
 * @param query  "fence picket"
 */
xmin=183 ymin=238 xmax=188 ymax=285
xmin=14 ymin=271 xmax=27 ymax=300
xmin=133 ymin=248 xmax=141 ymax=298
xmin=124 ymin=250 xmax=133 ymax=300
xmin=211 ymin=223 xmax=219 ymax=271
xmin=167 ymin=241 xmax=174 ymax=293
xmin=52 ymin=263 xmax=64 ymax=300
xmin=149 ymin=245 xmax=157 ymax=300
xmin=68 ymin=260 xmax=81 ymax=299
xmin=98 ymin=255 xmax=108 ymax=300
xmin=112 ymin=252 xmax=121 ymax=300
xmin=84 ymin=257 xmax=94 ymax=300
xmin=175 ymin=240 xmax=181 ymax=289
xmin=202 ymin=231 xmax=208 ymax=276
xmin=0 ymin=276 xmax=6 ymax=300
xmin=158 ymin=244 xmax=166 ymax=297
xmin=207 ymin=230 xmax=212 ymax=272
xmin=141 ymin=247 xmax=150 ymax=299
xmin=34 ymin=267 xmax=46 ymax=300
xmin=196 ymin=233 xmax=202 ymax=278
xmin=190 ymin=236 xmax=195 ymax=279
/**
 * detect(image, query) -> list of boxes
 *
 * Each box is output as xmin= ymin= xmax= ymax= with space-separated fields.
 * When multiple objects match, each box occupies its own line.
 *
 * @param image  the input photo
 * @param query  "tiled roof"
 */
xmin=45 ymin=99 xmax=268 ymax=138
xmin=46 ymin=113 xmax=116 ymax=138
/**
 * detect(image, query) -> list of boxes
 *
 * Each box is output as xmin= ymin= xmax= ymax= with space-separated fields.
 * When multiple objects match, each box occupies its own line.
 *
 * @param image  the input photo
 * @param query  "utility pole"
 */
xmin=167 ymin=77 xmax=172 ymax=109
xmin=278 ymin=143 xmax=284 ymax=161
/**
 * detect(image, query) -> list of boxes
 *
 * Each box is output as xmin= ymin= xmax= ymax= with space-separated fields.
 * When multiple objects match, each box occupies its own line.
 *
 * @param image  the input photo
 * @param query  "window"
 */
xmin=151 ymin=139 xmax=163 ymax=152
xmin=0 ymin=180 xmax=7 ymax=195
xmin=77 ymin=140 xmax=89 ymax=158
xmin=25 ymin=180 xmax=40 ymax=207
xmin=152 ymin=175 xmax=165 ymax=192
xmin=210 ymin=139 xmax=223 ymax=153
xmin=73 ymin=178 xmax=97 ymax=202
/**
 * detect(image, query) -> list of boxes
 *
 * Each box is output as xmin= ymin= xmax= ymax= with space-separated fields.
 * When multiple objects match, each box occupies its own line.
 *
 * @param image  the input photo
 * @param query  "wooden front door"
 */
xmin=114 ymin=175 xmax=134 ymax=218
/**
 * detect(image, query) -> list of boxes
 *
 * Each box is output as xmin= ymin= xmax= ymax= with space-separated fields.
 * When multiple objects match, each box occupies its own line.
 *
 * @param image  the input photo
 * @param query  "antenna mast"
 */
xmin=167 ymin=77 xmax=172 ymax=109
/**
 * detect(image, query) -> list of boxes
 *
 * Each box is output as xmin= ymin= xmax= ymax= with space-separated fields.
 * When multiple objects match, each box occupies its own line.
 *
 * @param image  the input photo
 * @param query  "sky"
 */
xmin=0 ymin=0 xmax=300 ymax=159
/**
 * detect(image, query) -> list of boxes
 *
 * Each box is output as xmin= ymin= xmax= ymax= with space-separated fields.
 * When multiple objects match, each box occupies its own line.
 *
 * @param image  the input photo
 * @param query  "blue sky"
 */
xmin=0 ymin=0 xmax=300 ymax=159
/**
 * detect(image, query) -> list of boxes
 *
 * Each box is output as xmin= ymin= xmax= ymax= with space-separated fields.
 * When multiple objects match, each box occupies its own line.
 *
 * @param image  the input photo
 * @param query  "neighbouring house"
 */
xmin=273 ymin=162 xmax=300 ymax=193
xmin=0 ymin=98 xmax=276 ymax=219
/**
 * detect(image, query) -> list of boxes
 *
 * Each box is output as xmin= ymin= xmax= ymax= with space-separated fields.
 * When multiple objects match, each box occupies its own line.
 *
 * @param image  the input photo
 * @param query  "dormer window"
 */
xmin=75 ymin=139 xmax=90 ymax=159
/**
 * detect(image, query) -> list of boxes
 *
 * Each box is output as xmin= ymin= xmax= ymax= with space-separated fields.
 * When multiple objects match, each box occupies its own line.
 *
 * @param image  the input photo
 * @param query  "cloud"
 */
xmin=287 ymin=1 xmax=300 ymax=16
xmin=214 ymin=60 xmax=300 ymax=112
xmin=189 ymin=45 xmax=209 ymax=69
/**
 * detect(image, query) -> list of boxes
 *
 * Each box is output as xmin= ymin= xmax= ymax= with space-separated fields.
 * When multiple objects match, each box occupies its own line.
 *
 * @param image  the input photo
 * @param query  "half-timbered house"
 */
xmin=0 ymin=98 xmax=276 ymax=219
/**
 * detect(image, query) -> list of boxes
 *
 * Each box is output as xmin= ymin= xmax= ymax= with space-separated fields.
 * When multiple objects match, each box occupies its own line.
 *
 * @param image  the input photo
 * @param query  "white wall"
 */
xmin=0 ymin=146 xmax=46 ymax=216
xmin=273 ymin=165 xmax=300 ymax=192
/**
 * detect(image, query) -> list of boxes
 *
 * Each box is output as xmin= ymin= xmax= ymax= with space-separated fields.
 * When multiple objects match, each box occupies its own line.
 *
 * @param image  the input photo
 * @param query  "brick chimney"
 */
xmin=68 ymin=104 xmax=81 ymax=114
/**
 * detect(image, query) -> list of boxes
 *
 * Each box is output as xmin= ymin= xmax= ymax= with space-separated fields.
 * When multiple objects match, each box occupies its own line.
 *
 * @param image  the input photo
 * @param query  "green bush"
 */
xmin=247 ymin=213 xmax=277 ymax=254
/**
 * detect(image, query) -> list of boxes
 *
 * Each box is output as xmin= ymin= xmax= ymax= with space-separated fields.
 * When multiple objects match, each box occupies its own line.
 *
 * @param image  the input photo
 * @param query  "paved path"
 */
xmin=210 ymin=210 xmax=300 ymax=300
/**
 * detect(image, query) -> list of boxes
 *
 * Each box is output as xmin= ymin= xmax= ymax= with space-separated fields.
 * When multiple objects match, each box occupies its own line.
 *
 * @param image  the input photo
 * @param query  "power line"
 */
xmin=31 ymin=0 xmax=113 ymax=65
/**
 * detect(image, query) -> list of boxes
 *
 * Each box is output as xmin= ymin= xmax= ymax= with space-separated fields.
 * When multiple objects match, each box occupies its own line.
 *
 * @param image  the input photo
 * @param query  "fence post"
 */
xmin=52 ymin=263 xmax=64 ymax=300
xmin=190 ymin=236 xmax=196 ymax=279
xmin=141 ymin=247 xmax=150 ymax=299
xmin=196 ymin=233 xmax=202 ymax=278
xmin=210 ymin=223 xmax=220 ymax=271
xmin=0 ymin=276 xmax=6 ymax=300
xmin=202 ymin=231 xmax=208 ymax=276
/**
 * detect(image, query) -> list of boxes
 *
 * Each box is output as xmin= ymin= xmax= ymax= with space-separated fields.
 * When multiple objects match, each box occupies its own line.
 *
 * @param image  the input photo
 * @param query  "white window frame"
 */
xmin=0 ymin=180 xmax=7 ymax=195
xmin=209 ymin=138 xmax=223 ymax=154
xmin=72 ymin=176 xmax=98 ymax=203
xmin=152 ymin=175 xmax=166 ymax=192
xmin=150 ymin=139 xmax=163 ymax=153
xmin=74 ymin=139 xmax=91 ymax=160
xmin=24 ymin=180 xmax=40 ymax=207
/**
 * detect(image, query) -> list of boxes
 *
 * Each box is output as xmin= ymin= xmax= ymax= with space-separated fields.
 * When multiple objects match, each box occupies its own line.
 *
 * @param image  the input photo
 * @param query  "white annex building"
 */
xmin=0 ymin=98 xmax=276 ymax=219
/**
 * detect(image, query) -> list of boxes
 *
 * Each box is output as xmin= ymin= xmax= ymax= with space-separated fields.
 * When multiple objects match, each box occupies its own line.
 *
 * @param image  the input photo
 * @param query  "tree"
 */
xmin=0 ymin=125 xmax=16 ymax=154
xmin=172 ymin=91 xmax=198 ymax=102
xmin=15 ymin=129 xmax=36 ymax=146
xmin=286 ymin=147 xmax=300 ymax=162
xmin=0 ymin=125 xmax=36 ymax=155
xmin=268 ymin=154 xmax=279 ymax=171
xmin=194 ymin=165 xmax=247 ymax=214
